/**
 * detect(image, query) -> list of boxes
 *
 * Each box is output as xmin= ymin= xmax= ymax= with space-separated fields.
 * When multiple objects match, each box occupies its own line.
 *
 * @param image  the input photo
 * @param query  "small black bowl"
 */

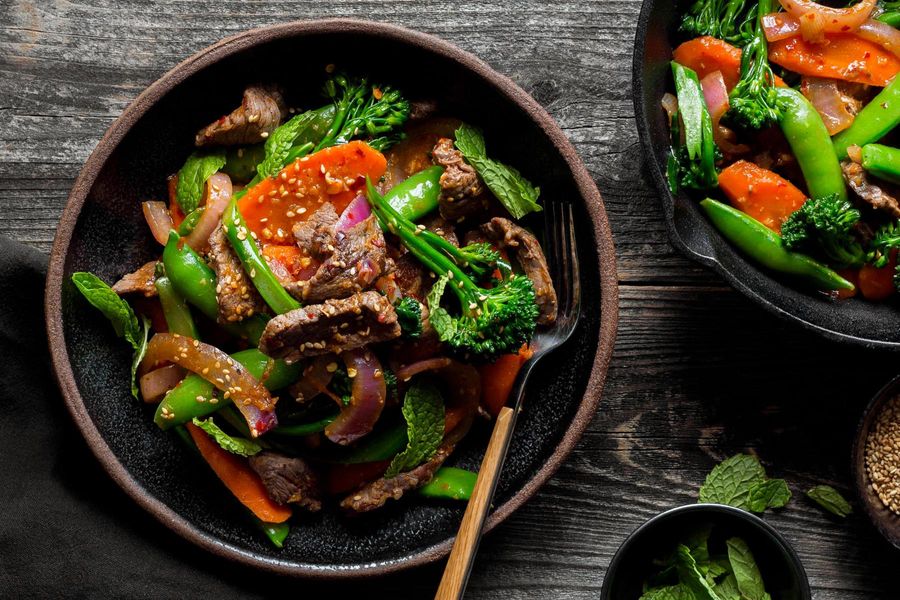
xmin=600 ymin=504 xmax=811 ymax=600
xmin=633 ymin=0 xmax=900 ymax=348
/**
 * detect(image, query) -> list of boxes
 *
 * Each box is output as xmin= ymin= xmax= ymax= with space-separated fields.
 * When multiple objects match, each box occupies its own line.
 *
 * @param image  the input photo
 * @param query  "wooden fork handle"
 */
xmin=435 ymin=406 xmax=516 ymax=600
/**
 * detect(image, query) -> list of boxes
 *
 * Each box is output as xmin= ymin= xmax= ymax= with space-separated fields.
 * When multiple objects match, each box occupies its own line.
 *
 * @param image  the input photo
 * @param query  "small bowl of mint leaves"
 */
xmin=600 ymin=504 xmax=811 ymax=600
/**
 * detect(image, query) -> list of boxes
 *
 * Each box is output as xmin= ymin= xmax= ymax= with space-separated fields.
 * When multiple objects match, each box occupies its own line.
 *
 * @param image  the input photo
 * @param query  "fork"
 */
xmin=435 ymin=201 xmax=582 ymax=600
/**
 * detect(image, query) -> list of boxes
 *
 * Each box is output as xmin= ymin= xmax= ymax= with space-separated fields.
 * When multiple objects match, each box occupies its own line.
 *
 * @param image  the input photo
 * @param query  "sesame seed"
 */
xmin=260 ymin=131 xmax=269 ymax=138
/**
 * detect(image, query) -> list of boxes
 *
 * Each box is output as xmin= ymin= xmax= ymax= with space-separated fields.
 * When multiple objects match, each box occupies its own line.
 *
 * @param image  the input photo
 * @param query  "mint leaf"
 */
xmin=426 ymin=274 xmax=455 ymax=342
xmin=639 ymin=584 xmax=696 ymax=600
xmin=713 ymin=574 xmax=741 ymax=600
xmin=256 ymin=105 xmax=333 ymax=180
xmin=385 ymin=380 xmax=445 ymax=477
xmin=807 ymin=485 xmax=853 ymax=517
xmin=698 ymin=454 xmax=767 ymax=510
xmin=704 ymin=557 xmax=732 ymax=583
xmin=130 ymin=316 xmax=150 ymax=400
xmin=454 ymin=123 xmax=542 ymax=220
xmin=192 ymin=417 xmax=261 ymax=457
xmin=72 ymin=272 xmax=142 ymax=345
xmin=674 ymin=544 xmax=721 ymax=600
xmin=748 ymin=479 xmax=791 ymax=512
xmin=175 ymin=151 xmax=226 ymax=214
xmin=726 ymin=537 xmax=771 ymax=600
xmin=683 ymin=524 xmax=712 ymax=567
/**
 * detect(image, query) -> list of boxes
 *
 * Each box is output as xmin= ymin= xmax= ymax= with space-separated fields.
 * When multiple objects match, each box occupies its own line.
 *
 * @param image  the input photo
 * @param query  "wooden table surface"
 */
xmin=3 ymin=1 xmax=897 ymax=598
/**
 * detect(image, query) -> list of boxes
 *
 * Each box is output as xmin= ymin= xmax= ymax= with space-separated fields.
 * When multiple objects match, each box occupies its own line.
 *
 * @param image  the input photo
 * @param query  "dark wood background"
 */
xmin=2 ymin=1 xmax=896 ymax=597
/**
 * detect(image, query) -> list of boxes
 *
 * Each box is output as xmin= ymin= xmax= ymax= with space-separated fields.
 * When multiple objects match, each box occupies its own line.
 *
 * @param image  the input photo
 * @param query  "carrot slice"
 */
xmin=674 ymin=36 xmax=745 ymax=90
xmin=858 ymin=251 xmax=896 ymax=301
xmin=237 ymin=141 xmax=386 ymax=246
xmin=769 ymin=34 xmax=900 ymax=87
xmin=718 ymin=160 xmax=808 ymax=234
xmin=186 ymin=422 xmax=292 ymax=523
xmin=478 ymin=344 xmax=534 ymax=418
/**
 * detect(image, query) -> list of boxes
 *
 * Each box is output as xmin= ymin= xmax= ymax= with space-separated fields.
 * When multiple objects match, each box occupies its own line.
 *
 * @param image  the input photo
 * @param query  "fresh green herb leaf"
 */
xmin=257 ymin=105 xmax=334 ymax=180
xmin=330 ymin=366 xmax=353 ymax=406
xmin=454 ymin=123 xmax=541 ymax=219
xmin=726 ymin=537 xmax=771 ymax=600
xmin=807 ymin=485 xmax=853 ymax=517
xmin=683 ymin=524 xmax=712 ymax=566
xmin=639 ymin=584 xmax=697 ymax=600
xmin=748 ymin=478 xmax=792 ymax=512
xmin=698 ymin=454 xmax=767 ymax=510
xmin=223 ymin=144 xmax=266 ymax=183
xmin=192 ymin=417 xmax=262 ymax=457
xmin=130 ymin=316 xmax=150 ymax=400
xmin=714 ymin=573 xmax=742 ymax=600
xmin=704 ymin=557 xmax=732 ymax=583
xmin=674 ymin=544 xmax=721 ymax=600
xmin=175 ymin=151 xmax=226 ymax=214
xmin=385 ymin=380 xmax=445 ymax=477
xmin=394 ymin=296 xmax=423 ymax=338
xmin=72 ymin=272 xmax=142 ymax=345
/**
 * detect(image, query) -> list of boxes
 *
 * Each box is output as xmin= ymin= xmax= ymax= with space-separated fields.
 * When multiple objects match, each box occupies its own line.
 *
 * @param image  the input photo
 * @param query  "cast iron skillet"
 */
xmin=634 ymin=0 xmax=900 ymax=349
xmin=45 ymin=19 xmax=618 ymax=578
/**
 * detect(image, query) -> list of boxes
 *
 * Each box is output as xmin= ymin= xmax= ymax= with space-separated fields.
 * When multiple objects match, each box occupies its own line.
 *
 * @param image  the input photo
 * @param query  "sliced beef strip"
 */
xmin=290 ymin=215 xmax=389 ymax=303
xmin=340 ymin=441 xmax=455 ymax=513
xmin=432 ymin=137 xmax=491 ymax=221
xmin=248 ymin=452 xmax=322 ymax=511
xmin=292 ymin=202 xmax=339 ymax=260
xmin=481 ymin=217 xmax=558 ymax=325
xmin=207 ymin=226 xmax=267 ymax=323
xmin=259 ymin=291 xmax=401 ymax=363
xmin=112 ymin=261 xmax=158 ymax=297
xmin=195 ymin=85 xmax=287 ymax=147
xmin=842 ymin=160 xmax=900 ymax=218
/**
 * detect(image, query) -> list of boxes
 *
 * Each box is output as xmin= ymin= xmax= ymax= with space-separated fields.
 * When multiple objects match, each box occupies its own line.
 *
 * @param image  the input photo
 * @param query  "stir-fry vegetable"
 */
xmin=833 ymin=75 xmax=900 ymax=159
xmin=701 ymin=198 xmax=855 ymax=291
xmin=418 ymin=467 xmax=478 ymax=501
xmin=154 ymin=263 xmax=198 ymax=339
xmin=781 ymin=195 xmax=865 ymax=268
xmin=728 ymin=0 xmax=782 ymax=130
xmin=384 ymin=164 xmax=444 ymax=220
xmin=669 ymin=61 xmax=719 ymax=191
xmin=717 ymin=160 xmax=806 ymax=233
xmin=860 ymin=143 xmax=900 ymax=185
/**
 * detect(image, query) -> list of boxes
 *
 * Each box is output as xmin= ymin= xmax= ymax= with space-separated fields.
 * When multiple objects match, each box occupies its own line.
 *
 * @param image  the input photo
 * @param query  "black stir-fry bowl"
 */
xmin=634 ymin=0 xmax=900 ymax=348
xmin=45 ymin=20 xmax=619 ymax=578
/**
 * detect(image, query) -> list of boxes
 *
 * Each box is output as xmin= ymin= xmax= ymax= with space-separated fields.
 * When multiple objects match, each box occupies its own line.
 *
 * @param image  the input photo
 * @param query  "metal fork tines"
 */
xmin=435 ymin=200 xmax=583 ymax=600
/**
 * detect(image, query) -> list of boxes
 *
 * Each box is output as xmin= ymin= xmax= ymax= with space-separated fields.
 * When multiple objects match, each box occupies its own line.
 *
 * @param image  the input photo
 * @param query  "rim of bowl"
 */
xmin=631 ymin=0 xmax=900 ymax=350
xmin=851 ymin=374 xmax=900 ymax=549
xmin=44 ymin=18 xmax=620 ymax=578
xmin=600 ymin=503 xmax=811 ymax=599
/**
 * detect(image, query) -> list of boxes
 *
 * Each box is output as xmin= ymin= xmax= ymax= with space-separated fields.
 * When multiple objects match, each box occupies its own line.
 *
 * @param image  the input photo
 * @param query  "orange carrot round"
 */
xmin=186 ymin=423 xmax=292 ymax=523
xmin=718 ymin=160 xmax=808 ymax=234
xmin=478 ymin=344 xmax=533 ymax=417
xmin=859 ymin=253 xmax=897 ymax=301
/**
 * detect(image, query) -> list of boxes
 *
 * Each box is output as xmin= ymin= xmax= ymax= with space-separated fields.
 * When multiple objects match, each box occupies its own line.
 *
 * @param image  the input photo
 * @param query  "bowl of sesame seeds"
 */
xmin=853 ymin=375 xmax=900 ymax=550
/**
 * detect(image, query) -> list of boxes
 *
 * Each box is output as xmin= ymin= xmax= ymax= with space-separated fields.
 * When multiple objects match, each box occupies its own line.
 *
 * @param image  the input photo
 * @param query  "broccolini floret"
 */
xmin=727 ymin=0 xmax=783 ymax=130
xmin=781 ymin=194 xmax=865 ymax=268
xmin=394 ymin=296 xmax=424 ymax=339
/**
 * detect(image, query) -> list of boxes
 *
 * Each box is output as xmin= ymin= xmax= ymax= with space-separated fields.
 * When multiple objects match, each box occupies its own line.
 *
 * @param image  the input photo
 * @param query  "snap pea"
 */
xmin=833 ymin=75 xmax=900 ymax=159
xmin=700 ymin=198 xmax=854 ymax=291
xmin=222 ymin=200 xmax=300 ymax=315
xmin=418 ymin=467 xmax=477 ymax=501
xmin=255 ymin=518 xmax=290 ymax=549
xmin=153 ymin=348 xmax=301 ymax=429
xmin=223 ymin=144 xmax=266 ymax=183
xmin=860 ymin=143 xmax=900 ymax=185
xmin=334 ymin=422 xmax=407 ymax=464
xmin=272 ymin=413 xmax=338 ymax=437
xmin=177 ymin=208 xmax=204 ymax=236
xmin=878 ymin=11 xmax=900 ymax=28
xmin=154 ymin=263 xmax=198 ymax=338
xmin=161 ymin=231 xmax=267 ymax=343
xmin=775 ymin=87 xmax=847 ymax=202
xmin=385 ymin=165 xmax=444 ymax=221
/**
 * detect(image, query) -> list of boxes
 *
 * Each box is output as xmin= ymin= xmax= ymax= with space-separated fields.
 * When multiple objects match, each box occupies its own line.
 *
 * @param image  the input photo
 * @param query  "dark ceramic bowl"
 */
xmin=45 ymin=20 xmax=618 ymax=578
xmin=600 ymin=504 xmax=811 ymax=599
xmin=852 ymin=375 xmax=900 ymax=549
xmin=633 ymin=0 xmax=900 ymax=349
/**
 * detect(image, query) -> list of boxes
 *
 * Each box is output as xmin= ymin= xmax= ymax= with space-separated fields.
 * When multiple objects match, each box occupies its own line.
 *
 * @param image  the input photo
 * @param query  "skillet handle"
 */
xmin=435 ymin=406 xmax=516 ymax=600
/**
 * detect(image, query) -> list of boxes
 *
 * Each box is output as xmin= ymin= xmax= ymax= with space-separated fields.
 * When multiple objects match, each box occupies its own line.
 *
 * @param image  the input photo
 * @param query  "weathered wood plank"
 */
xmin=1 ymin=1 xmax=894 ymax=598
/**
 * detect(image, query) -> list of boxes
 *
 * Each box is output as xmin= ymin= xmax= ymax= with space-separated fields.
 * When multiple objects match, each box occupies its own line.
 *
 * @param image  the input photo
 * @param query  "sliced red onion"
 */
xmin=289 ymin=355 xmax=336 ymax=403
xmin=701 ymin=71 xmax=730 ymax=125
xmin=778 ymin=0 xmax=875 ymax=34
xmin=857 ymin=19 xmax=900 ymax=59
xmin=139 ymin=364 xmax=184 ymax=404
xmin=142 ymin=201 xmax=174 ymax=245
xmin=184 ymin=172 xmax=233 ymax=251
xmin=801 ymin=76 xmax=857 ymax=135
xmin=324 ymin=349 xmax=386 ymax=445
xmin=762 ymin=12 xmax=801 ymax=42
xmin=334 ymin=194 xmax=372 ymax=233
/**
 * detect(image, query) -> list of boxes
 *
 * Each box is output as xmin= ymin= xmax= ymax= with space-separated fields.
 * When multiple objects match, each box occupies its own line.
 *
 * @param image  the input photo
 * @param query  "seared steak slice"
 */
xmin=207 ymin=227 xmax=267 ymax=323
xmin=292 ymin=202 xmax=339 ymax=259
xmin=433 ymin=137 xmax=490 ymax=221
xmin=292 ymin=215 xmax=389 ymax=303
xmin=195 ymin=85 xmax=287 ymax=147
xmin=340 ymin=441 xmax=455 ymax=512
xmin=112 ymin=261 xmax=158 ymax=297
xmin=482 ymin=217 xmax=558 ymax=325
xmin=259 ymin=291 xmax=401 ymax=362
xmin=842 ymin=160 xmax=900 ymax=218
xmin=249 ymin=452 xmax=322 ymax=511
